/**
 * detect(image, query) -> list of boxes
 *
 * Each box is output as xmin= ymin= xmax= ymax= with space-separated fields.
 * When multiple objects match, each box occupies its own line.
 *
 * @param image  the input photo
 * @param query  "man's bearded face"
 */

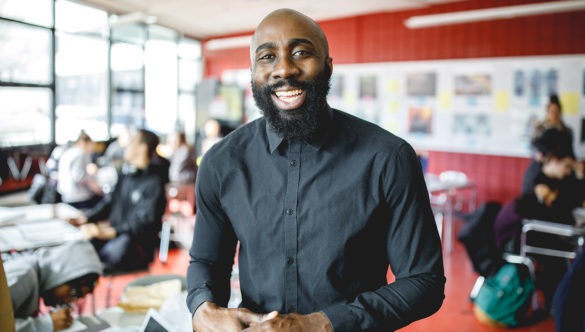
xmin=252 ymin=65 xmax=331 ymax=140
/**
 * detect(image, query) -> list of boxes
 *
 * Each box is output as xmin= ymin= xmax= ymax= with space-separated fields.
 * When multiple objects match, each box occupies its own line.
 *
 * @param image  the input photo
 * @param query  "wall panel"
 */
xmin=201 ymin=0 xmax=585 ymax=204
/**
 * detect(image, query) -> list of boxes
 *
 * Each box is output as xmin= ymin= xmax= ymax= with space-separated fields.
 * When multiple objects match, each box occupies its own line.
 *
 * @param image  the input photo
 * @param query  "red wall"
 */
xmin=201 ymin=0 xmax=585 ymax=205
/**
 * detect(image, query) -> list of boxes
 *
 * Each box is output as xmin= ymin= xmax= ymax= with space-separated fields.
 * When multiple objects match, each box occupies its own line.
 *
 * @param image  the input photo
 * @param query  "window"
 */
xmin=0 ymin=0 xmax=204 ymax=148
xmin=145 ymin=25 xmax=178 ymax=134
xmin=111 ymin=41 xmax=145 ymax=130
xmin=0 ymin=87 xmax=52 ymax=147
xmin=0 ymin=21 xmax=52 ymax=84
xmin=0 ymin=0 xmax=53 ymax=27
xmin=55 ymin=32 xmax=109 ymax=144
xmin=0 ymin=19 xmax=52 ymax=146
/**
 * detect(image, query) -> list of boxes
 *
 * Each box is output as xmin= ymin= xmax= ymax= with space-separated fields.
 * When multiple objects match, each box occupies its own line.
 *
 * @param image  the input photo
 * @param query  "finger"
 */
xmin=248 ymin=310 xmax=279 ymax=326
xmin=263 ymin=311 xmax=279 ymax=320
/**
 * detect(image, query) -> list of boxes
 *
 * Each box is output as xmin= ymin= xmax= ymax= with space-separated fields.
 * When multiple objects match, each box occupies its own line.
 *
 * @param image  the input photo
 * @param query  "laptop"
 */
xmin=139 ymin=308 xmax=174 ymax=332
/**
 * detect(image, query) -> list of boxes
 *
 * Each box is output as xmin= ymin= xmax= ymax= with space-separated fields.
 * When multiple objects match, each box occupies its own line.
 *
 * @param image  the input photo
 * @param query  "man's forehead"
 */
xmin=253 ymin=21 xmax=322 ymax=51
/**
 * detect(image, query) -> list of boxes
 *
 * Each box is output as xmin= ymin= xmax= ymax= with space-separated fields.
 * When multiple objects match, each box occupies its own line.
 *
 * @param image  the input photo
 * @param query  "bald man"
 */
xmin=186 ymin=8 xmax=445 ymax=331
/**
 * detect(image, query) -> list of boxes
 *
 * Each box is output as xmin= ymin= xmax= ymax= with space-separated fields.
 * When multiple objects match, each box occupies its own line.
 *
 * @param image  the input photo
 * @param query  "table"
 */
xmin=0 ymin=203 xmax=84 ymax=254
xmin=425 ymin=173 xmax=477 ymax=254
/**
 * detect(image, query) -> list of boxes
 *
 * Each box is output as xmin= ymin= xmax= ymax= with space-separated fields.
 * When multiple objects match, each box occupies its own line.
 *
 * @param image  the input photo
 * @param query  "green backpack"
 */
xmin=473 ymin=263 xmax=535 ymax=327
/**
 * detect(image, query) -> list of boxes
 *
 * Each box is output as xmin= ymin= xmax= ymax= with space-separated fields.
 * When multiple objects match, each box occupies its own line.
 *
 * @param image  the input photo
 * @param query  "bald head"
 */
xmin=251 ymin=8 xmax=329 ymax=63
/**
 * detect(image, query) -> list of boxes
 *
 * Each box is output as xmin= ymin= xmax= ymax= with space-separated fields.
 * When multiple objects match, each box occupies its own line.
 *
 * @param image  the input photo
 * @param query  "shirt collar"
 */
xmin=265 ymin=106 xmax=334 ymax=153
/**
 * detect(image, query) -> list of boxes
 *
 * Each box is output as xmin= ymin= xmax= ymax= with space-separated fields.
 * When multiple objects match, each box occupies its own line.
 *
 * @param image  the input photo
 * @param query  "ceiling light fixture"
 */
xmin=108 ymin=12 xmax=158 ymax=27
xmin=205 ymin=35 xmax=253 ymax=51
xmin=404 ymin=0 xmax=585 ymax=29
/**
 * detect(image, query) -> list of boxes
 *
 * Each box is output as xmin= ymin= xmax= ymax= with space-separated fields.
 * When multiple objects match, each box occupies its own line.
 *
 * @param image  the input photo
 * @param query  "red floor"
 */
xmin=87 ymin=221 xmax=556 ymax=331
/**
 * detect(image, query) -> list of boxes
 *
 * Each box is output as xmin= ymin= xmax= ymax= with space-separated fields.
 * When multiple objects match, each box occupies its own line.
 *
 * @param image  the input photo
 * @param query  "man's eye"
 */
xmin=293 ymin=50 xmax=310 ymax=57
xmin=257 ymin=54 xmax=274 ymax=61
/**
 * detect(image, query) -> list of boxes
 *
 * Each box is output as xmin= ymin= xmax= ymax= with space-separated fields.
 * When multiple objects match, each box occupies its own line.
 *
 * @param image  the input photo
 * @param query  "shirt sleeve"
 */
xmin=185 ymin=155 xmax=238 ymax=314
xmin=14 ymin=315 xmax=53 ymax=332
xmin=322 ymin=143 xmax=446 ymax=331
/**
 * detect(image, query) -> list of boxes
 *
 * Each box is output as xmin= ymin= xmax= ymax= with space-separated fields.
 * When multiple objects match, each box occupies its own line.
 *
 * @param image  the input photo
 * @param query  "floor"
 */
xmin=83 ymin=217 xmax=556 ymax=331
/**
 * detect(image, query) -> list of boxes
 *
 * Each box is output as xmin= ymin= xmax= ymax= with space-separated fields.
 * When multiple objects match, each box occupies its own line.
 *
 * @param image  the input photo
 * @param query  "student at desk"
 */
xmin=69 ymin=129 xmax=168 ymax=271
xmin=494 ymin=131 xmax=585 ymax=314
xmin=4 ymin=240 xmax=102 ymax=332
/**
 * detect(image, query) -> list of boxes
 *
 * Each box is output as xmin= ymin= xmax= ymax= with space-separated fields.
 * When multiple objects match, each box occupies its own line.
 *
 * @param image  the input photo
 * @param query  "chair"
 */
xmin=160 ymin=183 xmax=196 ymax=263
xmin=102 ymin=265 xmax=151 ymax=309
xmin=520 ymin=219 xmax=585 ymax=260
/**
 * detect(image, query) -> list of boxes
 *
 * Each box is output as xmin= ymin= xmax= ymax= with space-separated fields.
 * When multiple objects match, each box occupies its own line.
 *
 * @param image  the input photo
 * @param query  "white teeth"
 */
xmin=275 ymin=89 xmax=302 ymax=97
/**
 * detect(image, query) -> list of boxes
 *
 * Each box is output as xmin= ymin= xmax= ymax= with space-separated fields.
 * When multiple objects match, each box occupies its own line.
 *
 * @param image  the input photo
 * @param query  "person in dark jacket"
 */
xmin=69 ymin=129 xmax=168 ymax=270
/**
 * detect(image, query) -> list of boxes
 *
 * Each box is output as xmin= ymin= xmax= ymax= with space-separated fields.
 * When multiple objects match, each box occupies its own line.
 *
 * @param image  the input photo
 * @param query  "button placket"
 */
xmin=283 ymin=140 xmax=301 ymax=312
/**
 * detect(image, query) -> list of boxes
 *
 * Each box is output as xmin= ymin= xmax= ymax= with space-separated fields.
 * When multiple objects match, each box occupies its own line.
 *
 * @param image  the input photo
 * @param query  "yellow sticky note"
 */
xmin=494 ymin=91 xmax=510 ymax=113
xmin=387 ymin=79 xmax=400 ymax=94
xmin=560 ymin=92 xmax=579 ymax=115
xmin=438 ymin=91 xmax=452 ymax=110
xmin=386 ymin=100 xmax=400 ymax=113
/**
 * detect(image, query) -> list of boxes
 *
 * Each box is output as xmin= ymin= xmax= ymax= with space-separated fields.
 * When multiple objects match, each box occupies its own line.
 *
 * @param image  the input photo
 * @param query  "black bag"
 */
xmin=458 ymin=201 xmax=503 ymax=277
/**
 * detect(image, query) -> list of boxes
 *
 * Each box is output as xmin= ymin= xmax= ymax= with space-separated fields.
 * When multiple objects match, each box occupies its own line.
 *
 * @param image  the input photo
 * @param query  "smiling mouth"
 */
xmin=274 ymin=89 xmax=303 ymax=102
xmin=272 ymin=88 xmax=306 ymax=110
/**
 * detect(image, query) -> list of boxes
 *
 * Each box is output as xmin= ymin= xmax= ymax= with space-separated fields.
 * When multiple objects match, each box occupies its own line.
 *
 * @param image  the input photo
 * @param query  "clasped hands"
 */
xmin=193 ymin=302 xmax=333 ymax=332
xmin=67 ymin=216 xmax=116 ymax=240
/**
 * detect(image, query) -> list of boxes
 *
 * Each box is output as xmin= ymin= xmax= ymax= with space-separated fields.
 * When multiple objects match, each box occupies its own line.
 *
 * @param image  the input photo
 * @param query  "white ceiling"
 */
xmin=77 ymin=0 xmax=466 ymax=39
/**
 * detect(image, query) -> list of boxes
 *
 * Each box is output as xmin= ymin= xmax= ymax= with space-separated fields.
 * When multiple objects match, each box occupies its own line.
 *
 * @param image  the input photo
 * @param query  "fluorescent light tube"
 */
xmin=405 ymin=0 xmax=585 ymax=28
xmin=205 ymin=35 xmax=252 ymax=51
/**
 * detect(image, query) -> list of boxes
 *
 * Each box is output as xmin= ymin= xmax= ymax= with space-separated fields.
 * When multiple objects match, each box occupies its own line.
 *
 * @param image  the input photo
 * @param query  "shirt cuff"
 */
xmin=186 ymin=290 xmax=214 ymax=315
xmin=321 ymin=304 xmax=359 ymax=332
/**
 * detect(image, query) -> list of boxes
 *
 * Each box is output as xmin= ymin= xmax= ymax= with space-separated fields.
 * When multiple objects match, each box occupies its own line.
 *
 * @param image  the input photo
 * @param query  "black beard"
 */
xmin=252 ymin=66 xmax=331 ymax=140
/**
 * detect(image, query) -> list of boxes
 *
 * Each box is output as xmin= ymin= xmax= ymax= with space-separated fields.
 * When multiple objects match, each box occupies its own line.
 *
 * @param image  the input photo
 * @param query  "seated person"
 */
xmin=494 ymin=137 xmax=584 ymax=314
xmin=98 ymin=126 xmax=133 ymax=171
xmin=57 ymin=130 xmax=103 ymax=210
xmin=4 ymin=240 xmax=102 ymax=332
xmin=69 ymin=129 xmax=168 ymax=271
xmin=495 ymin=142 xmax=583 ymax=252
xmin=167 ymin=131 xmax=198 ymax=184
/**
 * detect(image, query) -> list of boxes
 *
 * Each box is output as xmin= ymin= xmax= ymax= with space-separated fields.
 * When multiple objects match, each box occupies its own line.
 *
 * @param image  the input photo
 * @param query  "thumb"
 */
xmin=248 ymin=311 xmax=279 ymax=326
xmin=261 ymin=311 xmax=279 ymax=321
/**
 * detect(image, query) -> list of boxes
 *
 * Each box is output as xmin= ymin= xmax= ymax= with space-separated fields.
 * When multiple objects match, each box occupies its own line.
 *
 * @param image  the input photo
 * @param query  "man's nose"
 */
xmin=272 ymin=56 xmax=300 ymax=80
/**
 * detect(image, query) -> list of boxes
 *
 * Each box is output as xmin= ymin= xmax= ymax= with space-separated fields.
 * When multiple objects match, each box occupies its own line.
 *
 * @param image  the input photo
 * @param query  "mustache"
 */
xmin=269 ymin=79 xmax=308 ymax=91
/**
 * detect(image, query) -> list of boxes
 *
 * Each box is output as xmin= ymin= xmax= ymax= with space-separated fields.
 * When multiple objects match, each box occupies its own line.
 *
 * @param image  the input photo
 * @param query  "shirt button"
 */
xmin=285 ymin=208 xmax=294 ymax=215
xmin=287 ymin=257 xmax=295 ymax=265
xmin=289 ymin=160 xmax=297 ymax=167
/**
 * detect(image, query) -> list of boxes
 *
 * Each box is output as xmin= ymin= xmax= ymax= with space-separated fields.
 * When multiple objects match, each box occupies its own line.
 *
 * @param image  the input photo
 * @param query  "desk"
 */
xmin=425 ymin=174 xmax=477 ymax=254
xmin=0 ymin=203 xmax=84 ymax=253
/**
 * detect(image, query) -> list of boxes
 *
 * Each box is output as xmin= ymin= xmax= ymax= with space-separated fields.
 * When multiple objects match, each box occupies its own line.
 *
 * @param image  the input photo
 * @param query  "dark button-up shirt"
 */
xmin=187 ymin=108 xmax=445 ymax=331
